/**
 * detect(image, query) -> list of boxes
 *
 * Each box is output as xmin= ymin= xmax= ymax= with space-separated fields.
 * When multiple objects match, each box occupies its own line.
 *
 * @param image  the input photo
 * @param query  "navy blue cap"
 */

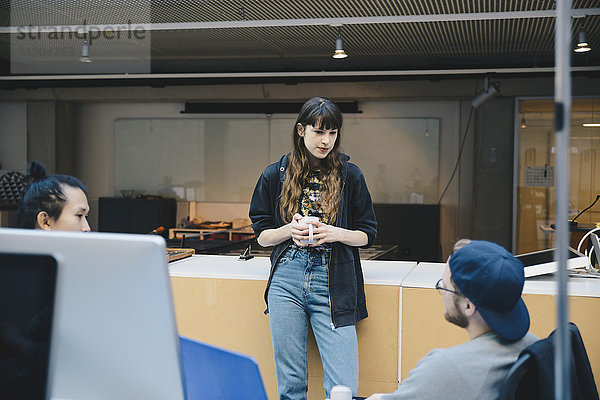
xmin=449 ymin=240 xmax=530 ymax=341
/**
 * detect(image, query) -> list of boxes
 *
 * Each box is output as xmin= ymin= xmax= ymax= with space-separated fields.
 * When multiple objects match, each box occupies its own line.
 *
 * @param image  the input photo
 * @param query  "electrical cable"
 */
xmin=576 ymin=227 xmax=600 ymax=254
xmin=570 ymin=194 xmax=600 ymax=226
xmin=574 ymin=227 xmax=600 ymax=274
xmin=438 ymin=81 xmax=479 ymax=204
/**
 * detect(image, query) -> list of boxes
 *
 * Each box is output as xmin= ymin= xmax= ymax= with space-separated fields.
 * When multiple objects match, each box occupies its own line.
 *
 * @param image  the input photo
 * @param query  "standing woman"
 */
xmin=249 ymin=97 xmax=377 ymax=399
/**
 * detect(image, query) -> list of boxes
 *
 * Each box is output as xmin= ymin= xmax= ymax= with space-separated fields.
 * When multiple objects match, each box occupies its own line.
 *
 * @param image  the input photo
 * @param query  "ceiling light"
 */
xmin=80 ymin=40 xmax=91 ymax=63
xmin=332 ymin=26 xmax=348 ymax=59
xmin=521 ymin=116 xmax=527 ymax=128
xmin=574 ymin=25 xmax=591 ymax=53
xmin=471 ymin=76 xmax=501 ymax=108
xmin=79 ymin=28 xmax=92 ymax=63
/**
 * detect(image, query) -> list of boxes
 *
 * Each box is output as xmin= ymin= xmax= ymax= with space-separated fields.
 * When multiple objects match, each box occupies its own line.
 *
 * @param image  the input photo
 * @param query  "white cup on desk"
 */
xmin=298 ymin=216 xmax=319 ymax=245
xmin=330 ymin=385 xmax=352 ymax=400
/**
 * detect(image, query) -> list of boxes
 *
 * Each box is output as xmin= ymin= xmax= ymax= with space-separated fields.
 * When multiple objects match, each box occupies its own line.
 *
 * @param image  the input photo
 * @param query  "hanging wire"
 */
xmin=438 ymin=81 xmax=479 ymax=204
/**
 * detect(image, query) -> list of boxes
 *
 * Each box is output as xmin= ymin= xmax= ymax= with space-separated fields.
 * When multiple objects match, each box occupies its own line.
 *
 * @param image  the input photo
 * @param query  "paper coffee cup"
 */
xmin=330 ymin=385 xmax=352 ymax=400
xmin=299 ymin=216 xmax=319 ymax=244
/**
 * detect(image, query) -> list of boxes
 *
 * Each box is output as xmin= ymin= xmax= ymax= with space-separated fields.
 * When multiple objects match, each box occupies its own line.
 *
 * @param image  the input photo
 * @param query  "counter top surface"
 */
xmin=401 ymin=262 xmax=445 ymax=288
xmin=169 ymin=255 xmax=416 ymax=285
xmin=522 ymin=274 xmax=600 ymax=297
xmin=408 ymin=262 xmax=600 ymax=297
xmin=169 ymin=256 xmax=600 ymax=297
xmin=169 ymin=254 xmax=270 ymax=280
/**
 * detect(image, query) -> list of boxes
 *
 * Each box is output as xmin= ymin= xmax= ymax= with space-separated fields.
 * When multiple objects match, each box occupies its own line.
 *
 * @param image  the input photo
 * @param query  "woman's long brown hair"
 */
xmin=279 ymin=97 xmax=343 ymax=224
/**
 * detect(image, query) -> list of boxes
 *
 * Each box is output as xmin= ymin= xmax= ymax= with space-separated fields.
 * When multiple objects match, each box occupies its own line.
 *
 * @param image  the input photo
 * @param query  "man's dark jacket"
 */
xmin=513 ymin=322 xmax=598 ymax=400
xmin=249 ymin=153 xmax=377 ymax=328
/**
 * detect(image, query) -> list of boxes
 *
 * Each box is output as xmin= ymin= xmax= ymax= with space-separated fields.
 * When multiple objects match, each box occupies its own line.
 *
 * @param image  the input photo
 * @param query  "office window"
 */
xmin=516 ymin=98 xmax=600 ymax=253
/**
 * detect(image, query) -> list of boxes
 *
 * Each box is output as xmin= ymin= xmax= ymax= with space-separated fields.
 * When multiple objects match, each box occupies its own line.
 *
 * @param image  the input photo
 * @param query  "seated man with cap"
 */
xmin=367 ymin=240 xmax=538 ymax=400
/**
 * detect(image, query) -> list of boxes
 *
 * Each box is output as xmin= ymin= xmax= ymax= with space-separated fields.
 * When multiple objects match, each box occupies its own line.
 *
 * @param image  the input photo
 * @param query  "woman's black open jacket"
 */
xmin=249 ymin=153 xmax=377 ymax=328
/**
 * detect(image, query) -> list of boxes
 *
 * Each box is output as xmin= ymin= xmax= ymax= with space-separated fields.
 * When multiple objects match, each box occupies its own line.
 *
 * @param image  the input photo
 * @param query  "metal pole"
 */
xmin=554 ymin=0 xmax=571 ymax=399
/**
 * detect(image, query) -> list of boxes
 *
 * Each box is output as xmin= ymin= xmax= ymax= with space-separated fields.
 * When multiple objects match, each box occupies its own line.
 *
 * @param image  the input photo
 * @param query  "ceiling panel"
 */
xmin=0 ymin=0 xmax=598 ymax=80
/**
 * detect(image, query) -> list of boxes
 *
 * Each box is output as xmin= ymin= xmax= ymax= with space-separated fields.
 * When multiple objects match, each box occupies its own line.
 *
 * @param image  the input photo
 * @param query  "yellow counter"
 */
xmin=169 ymin=255 xmax=600 ymax=399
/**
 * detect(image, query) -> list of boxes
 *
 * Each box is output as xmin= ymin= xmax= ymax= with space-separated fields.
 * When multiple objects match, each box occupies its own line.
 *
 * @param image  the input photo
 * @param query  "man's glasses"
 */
xmin=435 ymin=278 xmax=461 ymax=296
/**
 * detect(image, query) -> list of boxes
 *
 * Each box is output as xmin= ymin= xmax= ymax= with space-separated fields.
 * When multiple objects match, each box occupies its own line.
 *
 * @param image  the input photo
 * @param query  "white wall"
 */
xmin=74 ymin=103 xmax=185 ymax=230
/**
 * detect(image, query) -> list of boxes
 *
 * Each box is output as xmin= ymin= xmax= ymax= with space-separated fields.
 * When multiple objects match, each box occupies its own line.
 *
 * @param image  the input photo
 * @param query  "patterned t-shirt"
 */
xmin=298 ymin=168 xmax=332 ymax=224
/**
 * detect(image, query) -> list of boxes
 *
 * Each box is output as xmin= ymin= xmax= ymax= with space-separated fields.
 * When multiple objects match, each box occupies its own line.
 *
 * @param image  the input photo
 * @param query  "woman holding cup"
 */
xmin=250 ymin=97 xmax=377 ymax=399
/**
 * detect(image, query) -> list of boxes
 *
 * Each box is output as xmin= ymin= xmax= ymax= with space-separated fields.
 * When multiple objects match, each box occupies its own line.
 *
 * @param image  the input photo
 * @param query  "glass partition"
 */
xmin=114 ymin=116 xmax=440 ymax=204
xmin=516 ymin=98 xmax=600 ymax=253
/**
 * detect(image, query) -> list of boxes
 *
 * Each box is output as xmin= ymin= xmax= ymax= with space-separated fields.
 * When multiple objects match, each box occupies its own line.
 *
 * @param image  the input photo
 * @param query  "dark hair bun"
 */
xmin=28 ymin=161 xmax=47 ymax=182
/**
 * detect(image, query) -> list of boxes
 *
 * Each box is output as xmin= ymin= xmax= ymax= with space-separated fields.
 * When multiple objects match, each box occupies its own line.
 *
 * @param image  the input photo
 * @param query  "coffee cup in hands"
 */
xmin=330 ymin=385 xmax=352 ymax=400
xmin=298 ymin=216 xmax=319 ymax=245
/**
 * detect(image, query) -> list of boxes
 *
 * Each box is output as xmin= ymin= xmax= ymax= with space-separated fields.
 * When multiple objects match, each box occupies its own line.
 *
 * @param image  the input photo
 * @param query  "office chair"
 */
xmin=497 ymin=353 xmax=537 ymax=400
xmin=497 ymin=322 xmax=598 ymax=400
xmin=179 ymin=335 xmax=268 ymax=400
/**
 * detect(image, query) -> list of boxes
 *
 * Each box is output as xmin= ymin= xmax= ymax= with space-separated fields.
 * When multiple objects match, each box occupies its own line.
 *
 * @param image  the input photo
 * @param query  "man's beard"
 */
xmin=444 ymin=297 xmax=468 ymax=328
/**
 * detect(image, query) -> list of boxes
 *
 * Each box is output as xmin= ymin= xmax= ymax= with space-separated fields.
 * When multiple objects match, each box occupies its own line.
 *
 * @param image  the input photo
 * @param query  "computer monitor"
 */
xmin=0 ymin=253 xmax=58 ymax=400
xmin=516 ymin=247 xmax=589 ymax=277
xmin=0 ymin=228 xmax=185 ymax=400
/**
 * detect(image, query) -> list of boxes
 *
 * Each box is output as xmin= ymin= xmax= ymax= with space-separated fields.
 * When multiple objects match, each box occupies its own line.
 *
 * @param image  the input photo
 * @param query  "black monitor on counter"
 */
xmin=516 ymin=247 xmax=588 ymax=277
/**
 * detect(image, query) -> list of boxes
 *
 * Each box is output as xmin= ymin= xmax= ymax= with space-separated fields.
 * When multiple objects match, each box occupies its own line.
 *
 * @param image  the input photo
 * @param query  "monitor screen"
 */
xmin=0 ymin=228 xmax=185 ymax=400
xmin=0 ymin=253 xmax=57 ymax=400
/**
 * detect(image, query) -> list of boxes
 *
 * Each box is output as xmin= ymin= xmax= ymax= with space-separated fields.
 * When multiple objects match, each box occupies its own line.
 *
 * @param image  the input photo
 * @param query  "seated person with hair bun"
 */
xmin=17 ymin=161 xmax=90 ymax=232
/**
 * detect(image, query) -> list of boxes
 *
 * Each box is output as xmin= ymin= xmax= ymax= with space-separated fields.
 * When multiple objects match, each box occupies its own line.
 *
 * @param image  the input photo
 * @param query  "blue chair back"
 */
xmin=180 ymin=336 xmax=268 ymax=400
